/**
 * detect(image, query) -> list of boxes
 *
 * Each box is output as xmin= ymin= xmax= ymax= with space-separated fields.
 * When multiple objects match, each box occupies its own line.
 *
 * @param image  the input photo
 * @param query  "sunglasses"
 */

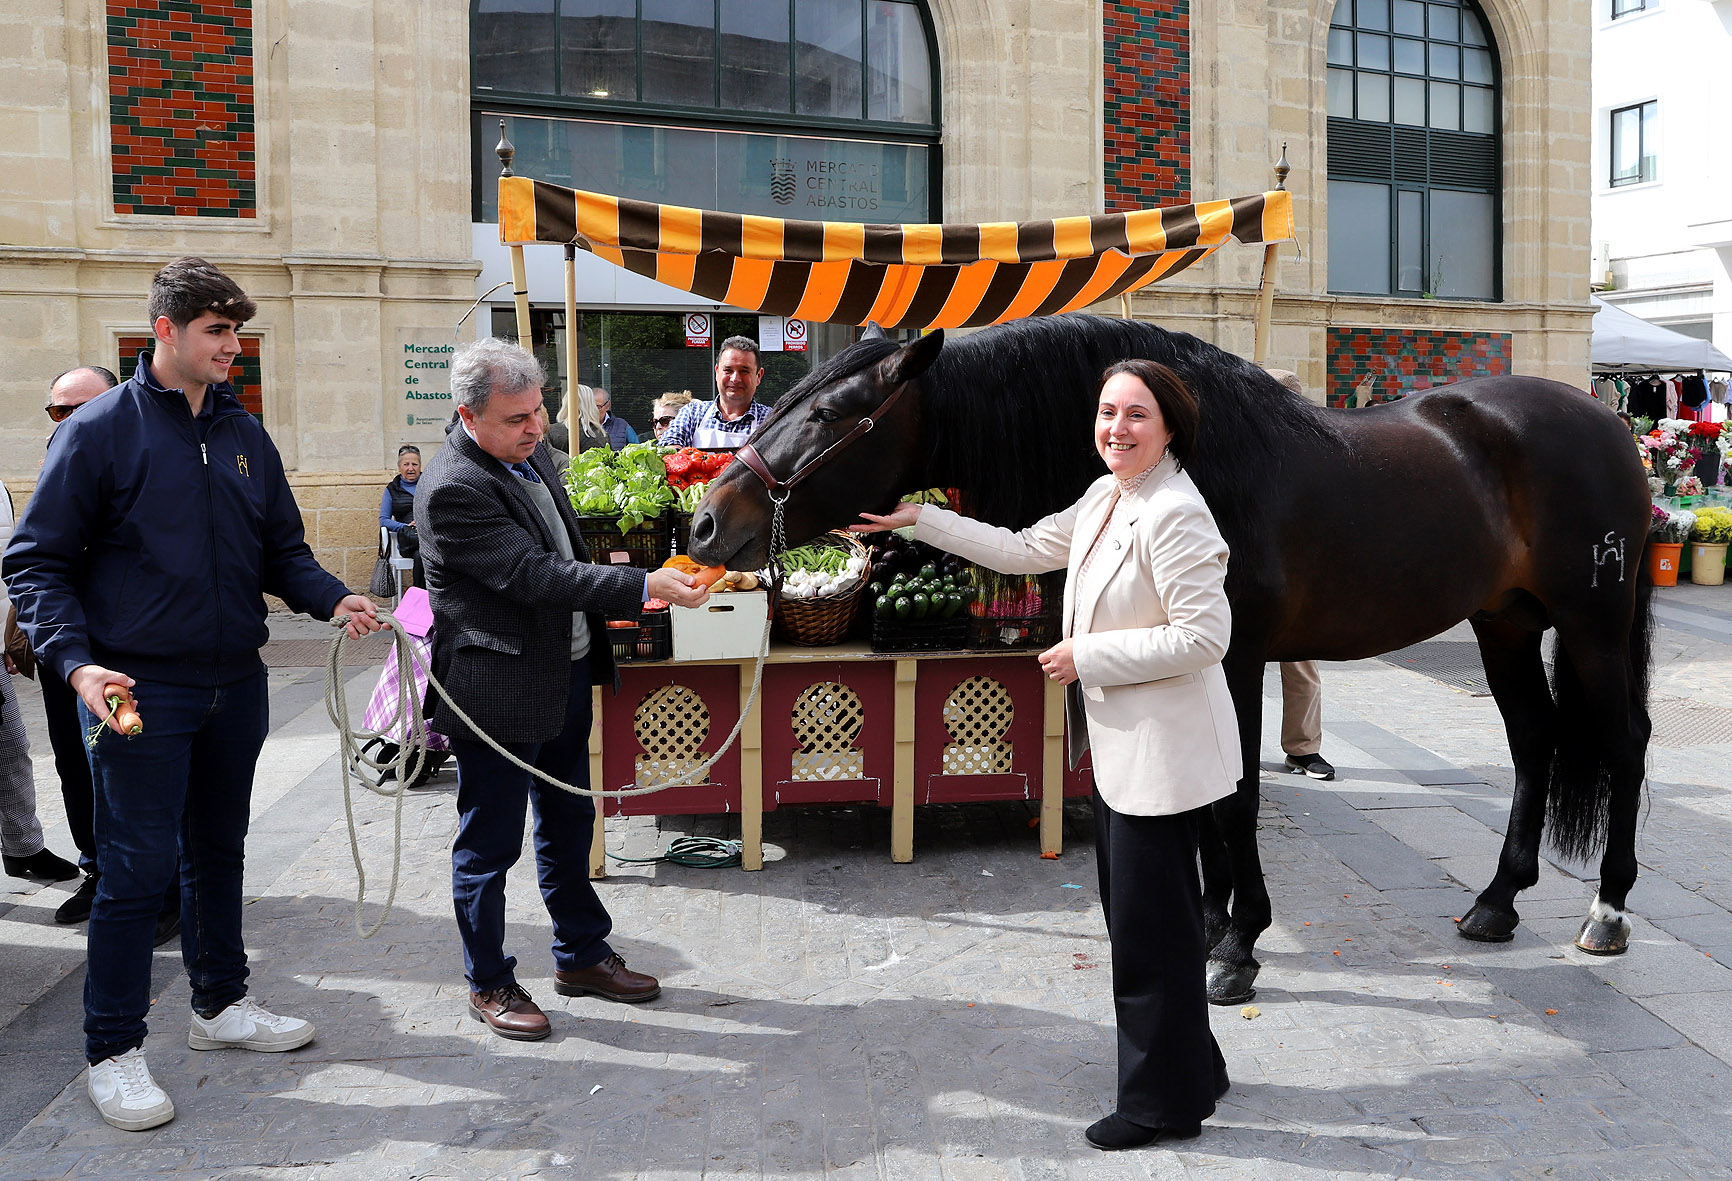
xmin=45 ymin=404 xmax=75 ymax=422
xmin=654 ymin=416 xmax=675 ymax=428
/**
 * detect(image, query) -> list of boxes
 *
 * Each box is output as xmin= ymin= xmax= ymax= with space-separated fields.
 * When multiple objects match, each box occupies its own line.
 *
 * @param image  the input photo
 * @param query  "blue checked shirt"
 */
xmin=660 ymin=398 xmax=772 ymax=449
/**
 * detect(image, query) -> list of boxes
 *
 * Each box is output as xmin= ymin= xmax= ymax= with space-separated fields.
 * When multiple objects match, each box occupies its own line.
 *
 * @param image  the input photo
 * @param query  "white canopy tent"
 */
xmin=1591 ymin=296 xmax=1732 ymax=373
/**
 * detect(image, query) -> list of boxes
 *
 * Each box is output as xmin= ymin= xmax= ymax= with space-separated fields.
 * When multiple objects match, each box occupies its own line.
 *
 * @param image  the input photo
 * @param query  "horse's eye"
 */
xmin=812 ymin=407 xmax=840 ymax=424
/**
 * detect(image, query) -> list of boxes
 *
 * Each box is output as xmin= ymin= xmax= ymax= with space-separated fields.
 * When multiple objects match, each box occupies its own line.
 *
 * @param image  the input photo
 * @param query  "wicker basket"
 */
xmin=771 ymin=532 xmax=872 ymax=646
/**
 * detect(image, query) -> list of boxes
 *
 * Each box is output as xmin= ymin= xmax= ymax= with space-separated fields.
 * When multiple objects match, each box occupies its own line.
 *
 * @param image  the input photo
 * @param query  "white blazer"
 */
xmin=912 ymin=455 xmax=1241 ymax=816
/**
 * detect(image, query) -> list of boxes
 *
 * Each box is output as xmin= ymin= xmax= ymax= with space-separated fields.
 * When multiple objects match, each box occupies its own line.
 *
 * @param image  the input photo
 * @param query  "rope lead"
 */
xmin=326 ymin=608 xmax=772 ymax=938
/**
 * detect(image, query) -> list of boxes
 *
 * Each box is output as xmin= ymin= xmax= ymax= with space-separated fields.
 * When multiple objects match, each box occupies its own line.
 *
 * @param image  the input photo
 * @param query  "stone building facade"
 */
xmin=1 ymin=0 xmax=1592 ymax=581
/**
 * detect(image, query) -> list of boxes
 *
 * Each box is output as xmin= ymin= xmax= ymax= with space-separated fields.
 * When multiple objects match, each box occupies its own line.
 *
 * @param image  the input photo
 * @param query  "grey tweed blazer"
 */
xmin=417 ymin=425 xmax=645 ymax=744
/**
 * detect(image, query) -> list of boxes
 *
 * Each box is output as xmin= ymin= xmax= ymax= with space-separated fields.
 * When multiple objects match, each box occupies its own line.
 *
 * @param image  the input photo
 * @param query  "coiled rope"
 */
xmin=325 ymin=608 xmax=772 ymax=938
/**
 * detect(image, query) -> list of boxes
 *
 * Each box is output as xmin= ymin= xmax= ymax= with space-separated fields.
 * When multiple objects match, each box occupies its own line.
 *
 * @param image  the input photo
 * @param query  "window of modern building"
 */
xmin=1609 ymin=101 xmax=1657 ymax=187
xmin=1610 ymin=0 xmax=1651 ymax=19
xmin=1325 ymin=0 xmax=1501 ymax=299
xmin=470 ymin=0 xmax=940 ymax=225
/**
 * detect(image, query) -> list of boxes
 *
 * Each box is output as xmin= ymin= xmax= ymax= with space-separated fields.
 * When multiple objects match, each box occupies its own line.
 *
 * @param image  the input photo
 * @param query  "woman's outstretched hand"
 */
xmin=849 ymin=503 xmax=922 ymax=533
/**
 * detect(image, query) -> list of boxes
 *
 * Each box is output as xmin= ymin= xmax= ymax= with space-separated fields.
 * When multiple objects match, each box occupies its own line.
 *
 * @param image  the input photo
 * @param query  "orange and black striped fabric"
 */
xmin=498 ymin=177 xmax=1294 ymax=331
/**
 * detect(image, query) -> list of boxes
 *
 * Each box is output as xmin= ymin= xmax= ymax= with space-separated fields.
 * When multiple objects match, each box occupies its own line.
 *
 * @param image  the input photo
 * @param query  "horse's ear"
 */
xmin=860 ymin=322 xmax=888 ymax=341
xmin=881 ymin=330 xmax=944 ymax=384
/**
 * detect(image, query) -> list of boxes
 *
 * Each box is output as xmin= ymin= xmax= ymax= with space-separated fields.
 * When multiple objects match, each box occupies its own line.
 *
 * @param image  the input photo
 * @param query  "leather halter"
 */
xmin=735 ymin=379 xmax=912 ymax=497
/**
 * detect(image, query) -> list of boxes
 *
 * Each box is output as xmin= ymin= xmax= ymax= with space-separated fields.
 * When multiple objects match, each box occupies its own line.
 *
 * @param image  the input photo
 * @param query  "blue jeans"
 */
xmin=79 ymin=671 xmax=267 ymax=1064
xmin=450 ymin=660 xmax=613 ymax=993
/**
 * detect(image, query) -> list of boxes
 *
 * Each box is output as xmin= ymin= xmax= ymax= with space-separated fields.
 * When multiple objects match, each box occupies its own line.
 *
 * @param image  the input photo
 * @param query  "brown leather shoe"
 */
xmin=468 ymin=983 xmax=551 ymax=1040
xmin=553 ymin=953 xmax=661 ymax=1003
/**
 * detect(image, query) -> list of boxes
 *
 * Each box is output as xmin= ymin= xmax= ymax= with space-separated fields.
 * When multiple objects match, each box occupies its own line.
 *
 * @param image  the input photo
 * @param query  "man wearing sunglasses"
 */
xmin=45 ymin=367 xmax=119 ymax=428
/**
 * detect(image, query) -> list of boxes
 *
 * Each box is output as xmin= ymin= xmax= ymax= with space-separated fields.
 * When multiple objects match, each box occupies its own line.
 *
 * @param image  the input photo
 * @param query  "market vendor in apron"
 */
xmin=660 ymin=335 xmax=772 ymax=450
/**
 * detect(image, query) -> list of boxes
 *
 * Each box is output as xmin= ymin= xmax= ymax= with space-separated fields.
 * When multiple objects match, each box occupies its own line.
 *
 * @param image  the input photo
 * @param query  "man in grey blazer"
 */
xmin=417 ymin=338 xmax=708 ymax=1040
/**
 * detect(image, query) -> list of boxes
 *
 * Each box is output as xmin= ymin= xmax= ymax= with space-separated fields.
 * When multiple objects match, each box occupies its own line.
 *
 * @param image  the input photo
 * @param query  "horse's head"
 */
xmin=688 ymin=329 xmax=943 ymax=570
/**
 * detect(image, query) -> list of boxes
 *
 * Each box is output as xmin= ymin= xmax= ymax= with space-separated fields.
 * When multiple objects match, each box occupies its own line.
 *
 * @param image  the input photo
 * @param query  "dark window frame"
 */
xmin=470 ymin=0 xmax=941 ymax=221
xmin=1610 ymin=0 xmax=1650 ymax=19
xmin=1325 ymin=0 xmax=1502 ymax=301
xmin=1609 ymin=100 xmax=1656 ymax=187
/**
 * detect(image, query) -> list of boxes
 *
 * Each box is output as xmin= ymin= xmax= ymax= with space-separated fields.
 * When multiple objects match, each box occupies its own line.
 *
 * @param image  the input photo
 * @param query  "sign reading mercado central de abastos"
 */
xmin=397 ymin=332 xmax=455 ymax=447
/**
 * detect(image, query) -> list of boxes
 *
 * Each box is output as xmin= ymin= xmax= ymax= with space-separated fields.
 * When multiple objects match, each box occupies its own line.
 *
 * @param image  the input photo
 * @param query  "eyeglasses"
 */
xmin=45 ymin=404 xmax=75 ymax=422
xmin=654 ymin=416 xmax=675 ymax=428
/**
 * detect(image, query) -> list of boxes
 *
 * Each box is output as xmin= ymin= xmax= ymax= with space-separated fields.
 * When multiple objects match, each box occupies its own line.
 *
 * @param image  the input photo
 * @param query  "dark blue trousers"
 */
xmin=450 ymin=660 xmax=614 ymax=993
xmin=79 ymin=672 xmax=266 ymax=1063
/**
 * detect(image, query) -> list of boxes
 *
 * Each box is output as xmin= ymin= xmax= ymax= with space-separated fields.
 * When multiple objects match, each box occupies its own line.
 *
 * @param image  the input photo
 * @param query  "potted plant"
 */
xmin=1647 ymin=505 xmax=1692 ymax=587
xmin=1689 ymin=505 xmax=1732 ymax=586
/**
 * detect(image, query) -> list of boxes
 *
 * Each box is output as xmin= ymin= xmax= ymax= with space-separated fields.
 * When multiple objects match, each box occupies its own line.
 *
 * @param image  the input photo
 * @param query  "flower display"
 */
xmin=1638 ymin=421 xmax=1702 ymax=488
xmin=1691 ymin=506 xmax=1732 ymax=545
xmin=1676 ymin=475 xmax=1704 ymax=497
xmin=1651 ymin=504 xmax=1695 ymax=543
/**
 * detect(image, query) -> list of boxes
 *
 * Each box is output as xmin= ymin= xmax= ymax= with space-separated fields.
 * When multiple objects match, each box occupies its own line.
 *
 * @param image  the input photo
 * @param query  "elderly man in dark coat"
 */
xmin=415 ymin=337 xmax=708 ymax=1040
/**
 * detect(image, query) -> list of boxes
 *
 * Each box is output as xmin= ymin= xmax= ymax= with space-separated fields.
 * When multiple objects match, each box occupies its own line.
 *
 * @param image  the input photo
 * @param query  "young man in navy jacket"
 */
xmin=3 ymin=257 xmax=384 ymax=1132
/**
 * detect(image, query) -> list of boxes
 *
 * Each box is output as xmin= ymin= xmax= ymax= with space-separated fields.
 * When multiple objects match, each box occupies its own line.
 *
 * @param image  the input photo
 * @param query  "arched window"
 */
xmin=471 ymin=0 xmax=940 ymax=224
xmin=1326 ymin=0 xmax=1501 ymax=299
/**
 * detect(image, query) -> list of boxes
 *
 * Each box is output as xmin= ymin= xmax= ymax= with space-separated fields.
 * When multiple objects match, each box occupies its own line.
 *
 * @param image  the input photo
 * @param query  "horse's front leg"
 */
xmin=1205 ymin=656 xmax=1272 ymax=1004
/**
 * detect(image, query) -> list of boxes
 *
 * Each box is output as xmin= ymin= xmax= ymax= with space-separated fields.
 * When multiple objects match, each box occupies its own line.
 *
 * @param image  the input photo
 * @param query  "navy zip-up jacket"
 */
xmin=3 ymin=352 xmax=350 ymax=688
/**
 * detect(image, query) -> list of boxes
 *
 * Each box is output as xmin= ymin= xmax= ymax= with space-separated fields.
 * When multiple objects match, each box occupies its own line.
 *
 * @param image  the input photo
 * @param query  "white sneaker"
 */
xmin=187 ymin=997 xmax=314 ymax=1053
xmin=88 ymin=1047 xmax=175 ymax=1131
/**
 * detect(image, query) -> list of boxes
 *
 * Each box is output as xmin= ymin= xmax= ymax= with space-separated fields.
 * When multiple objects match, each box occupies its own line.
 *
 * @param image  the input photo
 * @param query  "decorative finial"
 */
xmin=1274 ymin=142 xmax=1290 ymax=191
xmin=496 ymin=119 xmax=515 ymax=178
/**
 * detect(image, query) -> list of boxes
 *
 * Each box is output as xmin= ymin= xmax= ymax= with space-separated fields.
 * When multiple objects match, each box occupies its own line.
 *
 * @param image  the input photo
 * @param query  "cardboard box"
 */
xmin=670 ymin=591 xmax=771 ymax=661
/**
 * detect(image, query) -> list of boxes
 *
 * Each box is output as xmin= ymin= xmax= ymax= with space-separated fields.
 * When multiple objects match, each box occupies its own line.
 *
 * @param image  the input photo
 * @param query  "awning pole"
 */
xmin=510 ymin=247 xmax=533 ymax=345
xmin=496 ymin=120 xmax=534 ymax=345
xmin=1252 ymin=145 xmax=1291 ymax=367
xmin=564 ymin=242 xmax=580 ymax=422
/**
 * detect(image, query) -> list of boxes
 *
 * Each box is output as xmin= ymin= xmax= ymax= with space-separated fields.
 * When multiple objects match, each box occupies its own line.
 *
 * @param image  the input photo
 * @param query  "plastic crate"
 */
xmin=575 ymin=515 xmax=670 ymax=568
xmin=870 ymin=614 xmax=969 ymax=653
xmin=606 ymin=609 xmax=672 ymax=663
xmin=966 ymin=569 xmax=1064 ymax=651
xmin=966 ymin=613 xmax=1060 ymax=651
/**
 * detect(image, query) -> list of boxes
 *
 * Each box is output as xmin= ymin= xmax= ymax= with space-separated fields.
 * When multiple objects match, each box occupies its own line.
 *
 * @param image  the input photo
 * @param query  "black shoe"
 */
xmin=1285 ymin=753 xmax=1335 ymax=780
xmin=1084 ymin=1113 xmax=1202 ymax=1151
xmin=4 ymin=848 xmax=80 ymax=882
xmin=153 ymin=911 xmax=181 ymax=948
xmin=55 ymin=873 xmax=100 ymax=924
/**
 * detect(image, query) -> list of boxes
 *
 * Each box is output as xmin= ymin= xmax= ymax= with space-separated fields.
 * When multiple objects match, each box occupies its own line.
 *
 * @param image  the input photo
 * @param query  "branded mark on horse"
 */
xmin=690 ymin=315 xmax=1654 ymax=1004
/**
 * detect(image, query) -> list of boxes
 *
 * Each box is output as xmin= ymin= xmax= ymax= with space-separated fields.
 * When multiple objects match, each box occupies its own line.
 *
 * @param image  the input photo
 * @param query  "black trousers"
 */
xmin=1093 ymin=791 xmax=1229 ymax=1127
xmin=40 ymin=671 xmax=96 ymax=870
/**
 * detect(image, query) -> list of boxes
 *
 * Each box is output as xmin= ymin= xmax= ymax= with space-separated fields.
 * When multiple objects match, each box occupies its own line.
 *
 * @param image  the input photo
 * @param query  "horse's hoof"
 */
xmin=1575 ymin=901 xmax=1631 ymax=956
xmin=1206 ymin=959 xmax=1259 ymax=1006
xmin=1456 ymin=902 xmax=1518 ymax=943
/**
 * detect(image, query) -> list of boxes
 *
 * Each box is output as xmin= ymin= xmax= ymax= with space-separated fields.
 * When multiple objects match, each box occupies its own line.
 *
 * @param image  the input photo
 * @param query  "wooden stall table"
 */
xmin=587 ymin=643 xmax=1093 ymax=875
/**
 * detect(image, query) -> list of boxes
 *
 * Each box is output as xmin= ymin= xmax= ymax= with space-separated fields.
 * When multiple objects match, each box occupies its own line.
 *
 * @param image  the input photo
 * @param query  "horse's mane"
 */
xmin=922 ymin=316 xmax=1344 ymax=543
xmin=771 ymin=315 xmax=1343 ymax=547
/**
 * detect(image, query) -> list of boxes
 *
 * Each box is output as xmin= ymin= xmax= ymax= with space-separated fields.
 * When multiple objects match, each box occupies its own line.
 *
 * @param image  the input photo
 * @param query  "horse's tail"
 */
xmin=1545 ymin=564 xmax=1654 ymax=861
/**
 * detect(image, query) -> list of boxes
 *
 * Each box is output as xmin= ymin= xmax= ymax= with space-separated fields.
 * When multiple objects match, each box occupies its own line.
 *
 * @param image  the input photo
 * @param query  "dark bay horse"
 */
xmin=688 ymin=314 xmax=1654 ymax=1004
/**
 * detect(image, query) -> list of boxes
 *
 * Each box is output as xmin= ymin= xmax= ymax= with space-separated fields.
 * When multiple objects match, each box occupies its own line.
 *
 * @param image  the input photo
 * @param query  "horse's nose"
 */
xmin=690 ymin=509 xmax=716 ymax=548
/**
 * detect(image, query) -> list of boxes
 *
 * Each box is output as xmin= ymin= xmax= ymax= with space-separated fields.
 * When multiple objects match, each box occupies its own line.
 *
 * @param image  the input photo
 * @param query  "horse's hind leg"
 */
xmin=1205 ymin=655 xmax=1273 ymax=1004
xmin=1458 ymin=618 xmax=1556 ymax=942
xmin=1551 ymin=601 xmax=1653 ymax=956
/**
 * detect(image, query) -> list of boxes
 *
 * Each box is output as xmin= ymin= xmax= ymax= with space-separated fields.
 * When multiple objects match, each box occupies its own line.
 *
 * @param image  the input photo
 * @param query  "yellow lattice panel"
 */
xmin=633 ymin=684 xmax=711 ymax=786
xmin=789 ymin=680 xmax=865 ymax=781
xmin=941 ymin=675 xmax=1013 ymax=774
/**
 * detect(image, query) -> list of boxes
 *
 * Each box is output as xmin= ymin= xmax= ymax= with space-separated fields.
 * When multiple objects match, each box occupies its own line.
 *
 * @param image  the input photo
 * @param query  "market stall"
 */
xmin=488 ymin=129 xmax=1296 ymax=871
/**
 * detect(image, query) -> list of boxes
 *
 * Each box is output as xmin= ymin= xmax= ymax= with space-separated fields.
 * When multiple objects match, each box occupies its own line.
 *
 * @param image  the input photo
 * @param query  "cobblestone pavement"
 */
xmin=2 ymin=586 xmax=1730 ymax=1180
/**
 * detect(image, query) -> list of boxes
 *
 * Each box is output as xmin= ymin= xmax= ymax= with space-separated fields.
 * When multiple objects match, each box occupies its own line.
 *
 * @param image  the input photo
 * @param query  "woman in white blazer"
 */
xmin=855 ymin=359 xmax=1238 ymax=1151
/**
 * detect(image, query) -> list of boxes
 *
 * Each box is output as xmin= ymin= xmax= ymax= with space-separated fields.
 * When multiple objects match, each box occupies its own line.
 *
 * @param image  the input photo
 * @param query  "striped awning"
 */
xmin=498 ymin=177 xmax=1293 ymax=331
